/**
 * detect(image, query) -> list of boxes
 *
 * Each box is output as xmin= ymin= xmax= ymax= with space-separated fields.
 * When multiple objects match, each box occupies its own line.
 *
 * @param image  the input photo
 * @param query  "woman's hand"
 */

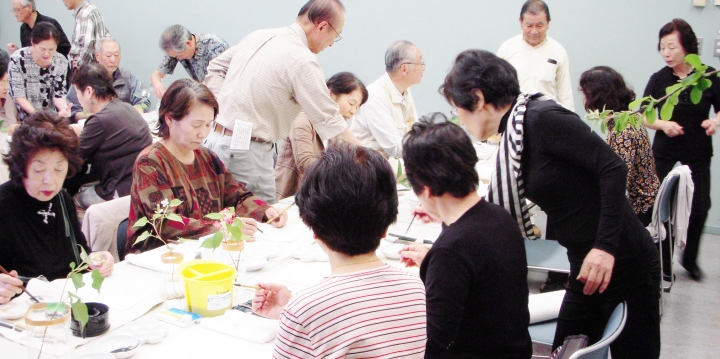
xmin=411 ymin=205 xmax=438 ymax=224
xmin=399 ymin=244 xmax=429 ymax=268
xmin=661 ymin=121 xmax=684 ymax=137
xmin=57 ymin=103 xmax=72 ymax=118
xmin=576 ymin=248 xmax=615 ymax=295
xmin=252 ymin=282 xmax=292 ymax=319
xmin=239 ymin=217 xmax=258 ymax=236
xmin=0 ymin=271 xmax=23 ymax=304
xmin=265 ymin=207 xmax=288 ymax=228
xmin=701 ymin=119 xmax=719 ymax=136
xmin=90 ymin=251 xmax=115 ymax=277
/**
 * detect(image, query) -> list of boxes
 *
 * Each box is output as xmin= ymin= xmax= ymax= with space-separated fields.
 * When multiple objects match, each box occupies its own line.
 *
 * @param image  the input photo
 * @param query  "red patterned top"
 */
xmin=126 ymin=142 xmax=270 ymax=252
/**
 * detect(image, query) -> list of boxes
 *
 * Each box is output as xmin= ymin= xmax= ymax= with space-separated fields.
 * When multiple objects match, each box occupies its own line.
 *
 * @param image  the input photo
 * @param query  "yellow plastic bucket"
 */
xmin=179 ymin=260 xmax=237 ymax=317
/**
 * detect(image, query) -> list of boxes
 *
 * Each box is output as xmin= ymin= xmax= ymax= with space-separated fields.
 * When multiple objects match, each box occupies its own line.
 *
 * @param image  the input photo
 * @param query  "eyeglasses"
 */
xmin=11 ymin=5 xmax=28 ymax=13
xmin=450 ymin=107 xmax=459 ymax=117
xmin=327 ymin=21 xmax=342 ymax=43
xmin=402 ymin=60 xmax=426 ymax=67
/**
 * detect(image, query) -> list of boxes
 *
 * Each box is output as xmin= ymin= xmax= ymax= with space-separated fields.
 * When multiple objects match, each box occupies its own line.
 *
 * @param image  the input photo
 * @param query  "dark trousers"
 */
xmin=654 ymin=157 xmax=711 ymax=272
xmin=553 ymin=245 xmax=661 ymax=359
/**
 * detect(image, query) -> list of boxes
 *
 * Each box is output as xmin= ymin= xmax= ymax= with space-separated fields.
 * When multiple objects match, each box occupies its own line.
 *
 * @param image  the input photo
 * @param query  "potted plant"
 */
xmin=201 ymin=208 xmax=250 ymax=272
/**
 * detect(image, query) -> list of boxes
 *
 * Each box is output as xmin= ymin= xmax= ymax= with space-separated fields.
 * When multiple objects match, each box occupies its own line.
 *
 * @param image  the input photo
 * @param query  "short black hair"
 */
xmin=71 ymin=62 xmax=117 ymax=101
xmin=326 ymin=72 xmax=368 ymax=105
xmin=579 ymin=66 xmax=635 ymax=112
xmin=520 ymin=0 xmax=550 ymax=21
xmin=440 ymin=49 xmax=520 ymax=112
xmin=0 ymin=50 xmax=9 ymax=78
xmin=296 ymin=143 xmax=398 ymax=256
xmin=658 ymin=18 xmax=698 ymax=55
xmin=403 ymin=119 xmax=479 ymax=198
xmin=30 ymin=21 xmax=60 ymax=45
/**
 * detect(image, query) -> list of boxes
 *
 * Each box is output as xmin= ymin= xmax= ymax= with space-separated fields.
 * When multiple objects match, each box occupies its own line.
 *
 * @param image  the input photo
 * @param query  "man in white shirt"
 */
xmin=351 ymin=41 xmax=423 ymax=158
xmin=497 ymin=0 xmax=574 ymax=111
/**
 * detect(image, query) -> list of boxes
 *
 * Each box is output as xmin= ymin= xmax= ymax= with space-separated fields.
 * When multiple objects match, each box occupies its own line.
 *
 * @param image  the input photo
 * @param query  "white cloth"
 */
xmin=497 ymin=35 xmax=574 ymax=111
xmin=351 ymin=73 xmax=418 ymax=158
xmin=647 ymin=165 xmax=693 ymax=249
xmin=528 ymin=290 xmax=565 ymax=324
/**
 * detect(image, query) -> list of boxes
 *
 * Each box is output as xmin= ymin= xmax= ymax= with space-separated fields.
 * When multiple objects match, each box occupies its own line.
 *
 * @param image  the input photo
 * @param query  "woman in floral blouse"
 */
xmin=579 ymin=66 xmax=660 ymax=226
xmin=126 ymin=79 xmax=287 ymax=253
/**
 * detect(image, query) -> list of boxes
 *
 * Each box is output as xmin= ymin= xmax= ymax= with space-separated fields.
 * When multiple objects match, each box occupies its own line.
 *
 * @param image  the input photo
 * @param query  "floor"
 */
xmin=529 ymin=209 xmax=720 ymax=358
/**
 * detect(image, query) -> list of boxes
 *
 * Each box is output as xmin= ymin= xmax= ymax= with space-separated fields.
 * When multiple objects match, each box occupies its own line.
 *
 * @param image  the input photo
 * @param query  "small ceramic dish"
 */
xmin=379 ymin=243 xmax=404 ymax=260
xmin=94 ymin=334 xmax=141 ymax=358
xmin=244 ymin=257 xmax=267 ymax=272
xmin=0 ymin=300 xmax=26 ymax=320
xmin=74 ymin=353 xmax=115 ymax=359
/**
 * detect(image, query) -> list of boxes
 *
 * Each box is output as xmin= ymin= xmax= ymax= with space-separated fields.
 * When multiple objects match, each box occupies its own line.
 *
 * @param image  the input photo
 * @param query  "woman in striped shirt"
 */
xmin=253 ymin=144 xmax=427 ymax=359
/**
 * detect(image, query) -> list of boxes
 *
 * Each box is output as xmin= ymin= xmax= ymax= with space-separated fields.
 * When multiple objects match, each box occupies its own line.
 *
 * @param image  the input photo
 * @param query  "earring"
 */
xmin=90 ymin=100 xmax=94 ymax=105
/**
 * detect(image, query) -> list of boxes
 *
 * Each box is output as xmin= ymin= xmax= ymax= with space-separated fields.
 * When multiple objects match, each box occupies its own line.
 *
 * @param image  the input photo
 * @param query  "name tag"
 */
xmin=230 ymin=120 xmax=254 ymax=151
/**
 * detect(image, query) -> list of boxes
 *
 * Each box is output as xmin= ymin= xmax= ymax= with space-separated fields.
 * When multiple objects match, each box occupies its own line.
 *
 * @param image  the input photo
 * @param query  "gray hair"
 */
xmin=159 ymin=25 xmax=192 ymax=53
xmin=385 ymin=41 xmax=417 ymax=73
xmin=19 ymin=0 xmax=35 ymax=11
xmin=94 ymin=36 xmax=120 ymax=54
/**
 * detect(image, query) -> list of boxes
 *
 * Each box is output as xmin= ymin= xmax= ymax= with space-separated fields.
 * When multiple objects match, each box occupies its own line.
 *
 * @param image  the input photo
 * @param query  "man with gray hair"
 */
xmin=203 ymin=0 xmax=358 ymax=204
xmin=150 ymin=25 xmax=228 ymax=99
xmin=497 ymin=0 xmax=574 ymax=110
xmin=66 ymin=37 xmax=150 ymax=121
xmin=350 ymin=40 xmax=423 ymax=158
xmin=7 ymin=0 xmax=71 ymax=57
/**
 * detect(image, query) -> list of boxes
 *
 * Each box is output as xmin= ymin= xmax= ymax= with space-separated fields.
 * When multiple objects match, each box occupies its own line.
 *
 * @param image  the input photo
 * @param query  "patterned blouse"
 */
xmin=126 ymin=142 xmax=270 ymax=252
xmin=606 ymin=120 xmax=660 ymax=215
xmin=157 ymin=33 xmax=229 ymax=82
xmin=8 ymin=48 xmax=68 ymax=121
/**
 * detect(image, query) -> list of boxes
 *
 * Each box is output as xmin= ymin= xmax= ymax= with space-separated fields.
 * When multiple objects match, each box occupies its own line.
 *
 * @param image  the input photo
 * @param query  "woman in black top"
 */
xmin=643 ymin=19 xmax=720 ymax=280
xmin=437 ymin=50 xmax=660 ymax=359
xmin=400 ymin=120 xmax=532 ymax=358
xmin=0 ymin=112 xmax=114 ymax=304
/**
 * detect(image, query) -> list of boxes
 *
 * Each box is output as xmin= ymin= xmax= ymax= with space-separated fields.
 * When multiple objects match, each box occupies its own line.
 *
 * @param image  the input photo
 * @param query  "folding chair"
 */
xmin=653 ymin=174 xmax=680 ymax=294
xmin=529 ymin=301 xmax=628 ymax=359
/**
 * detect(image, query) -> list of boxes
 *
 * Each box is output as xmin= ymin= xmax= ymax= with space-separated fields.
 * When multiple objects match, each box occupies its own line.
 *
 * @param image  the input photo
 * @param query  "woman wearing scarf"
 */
xmin=438 ymin=50 xmax=660 ymax=359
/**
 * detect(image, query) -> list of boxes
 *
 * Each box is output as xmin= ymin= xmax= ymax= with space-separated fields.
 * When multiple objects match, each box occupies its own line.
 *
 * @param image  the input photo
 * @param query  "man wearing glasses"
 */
xmin=204 ymin=0 xmax=358 ymax=204
xmin=7 ymin=0 xmax=71 ymax=58
xmin=351 ymin=41 xmax=424 ymax=159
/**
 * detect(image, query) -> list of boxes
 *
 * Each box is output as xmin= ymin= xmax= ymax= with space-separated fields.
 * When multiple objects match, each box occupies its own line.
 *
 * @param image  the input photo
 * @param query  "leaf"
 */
xmin=228 ymin=225 xmax=243 ymax=240
xmin=600 ymin=119 xmax=607 ymax=134
xmin=70 ymin=298 xmax=89 ymax=334
xmin=232 ymin=217 xmax=245 ymax=229
xmin=684 ymin=54 xmax=703 ymax=70
xmin=681 ymin=73 xmax=701 ymax=87
xmin=133 ymin=231 xmax=153 ymax=245
xmin=91 ymin=269 xmax=104 ymax=293
xmin=690 ymin=86 xmax=703 ymax=105
xmin=599 ymin=110 xmax=613 ymax=118
xmin=665 ymin=83 xmax=683 ymax=95
xmin=79 ymin=246 xmax=89 ymax=265
xmin=204 ymin=213 xmax=224 ymax=220
xmin=644 ymin=105 xmax=657 ymax=124
xmin=660 ymin=101 xmax=675 ymax=121
xmin=132 ymin=216 xmax=149 ymax=228
xmin=201 ymin=231 xmax=224 ymax=249
xmin=69 ymin=262 xmax=76 ymax=270
xmin=697 ymin=78 xmax=712 ymax=91
xmin=165 ymin=213 xmax=183 ymax=223
xmin=152 ymin=213 xmax=162 ymax=220
xmin=396 ymin=161 xmax=402 ymax=179
xmin=169 ymin=199 xmax=183 ymax=207
xmin=71 ymin=272 xmax=85 ymax=291
xmin=46 ymin=302 xmax=67 ymax=314
xmin=668 ymin=91 xmax=680 ymax=106
xmin=628 ymin=97 xmax=649 ymax=110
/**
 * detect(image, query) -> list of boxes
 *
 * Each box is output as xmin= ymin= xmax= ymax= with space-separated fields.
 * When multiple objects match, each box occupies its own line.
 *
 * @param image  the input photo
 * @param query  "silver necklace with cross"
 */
xmin=37 ymin=202 xmax=56 ymax=224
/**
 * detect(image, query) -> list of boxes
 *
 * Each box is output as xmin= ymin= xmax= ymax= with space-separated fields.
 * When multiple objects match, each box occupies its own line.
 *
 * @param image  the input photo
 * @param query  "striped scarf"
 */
xmin=487 ymin=93 xmax=553 ymax=239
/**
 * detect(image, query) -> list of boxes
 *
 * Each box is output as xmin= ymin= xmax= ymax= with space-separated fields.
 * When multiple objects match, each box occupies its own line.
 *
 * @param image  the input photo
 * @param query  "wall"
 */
xmin=2 ymin=0 xmax=720 ymax=231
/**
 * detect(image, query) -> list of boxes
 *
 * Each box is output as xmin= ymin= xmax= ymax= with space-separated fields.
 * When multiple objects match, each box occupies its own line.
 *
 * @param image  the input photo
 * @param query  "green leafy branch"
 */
xmin=396 ymin=160 xmax=410 ymax=188
xmin=132 ymin=198 xmax=185 ymax=252
xmin=586 ymin=54 xmax=720 ymax=133
xmin=201 ymin=208 xmax=249 ymax=251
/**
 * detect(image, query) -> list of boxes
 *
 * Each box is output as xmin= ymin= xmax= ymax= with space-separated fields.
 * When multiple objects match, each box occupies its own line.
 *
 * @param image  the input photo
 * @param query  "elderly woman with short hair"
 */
xmin=8 ymin=21 xmax=71 ymax=122
xmin=126 ymin=79 xmax=286 ymax=253
xmin=0 ymin=112 xmax=114 ymax=304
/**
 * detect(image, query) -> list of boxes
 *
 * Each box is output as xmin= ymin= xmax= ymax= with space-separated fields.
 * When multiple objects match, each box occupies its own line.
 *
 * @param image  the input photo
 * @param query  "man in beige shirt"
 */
xmin=351 ymin=41 xmax=423 ymax=158
xmin=203 ymin=0 xmax=356 ymax=203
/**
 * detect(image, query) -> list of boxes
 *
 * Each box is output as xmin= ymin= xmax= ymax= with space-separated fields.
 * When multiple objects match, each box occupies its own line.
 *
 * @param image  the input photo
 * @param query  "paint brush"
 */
xmin=0 ymin=265 xmax=40 ymax=303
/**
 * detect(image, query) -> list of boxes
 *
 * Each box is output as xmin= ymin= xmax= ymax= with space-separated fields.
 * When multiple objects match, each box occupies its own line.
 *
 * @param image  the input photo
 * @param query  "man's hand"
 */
xmin=252 ymin=283 xmax=291 ymax=319
xmin=0 ymin=271 xmax=23 ymax=304
xmin=153 ymin=84 xmax=166 ymax=100
xmin=399 ymin=244 xmax=429 ymax=268
xmin=576 ymin=248 xmax=615 ymax=295
xmin=6 ymin=43 xmax=18 ymax=54
xmin=411 ymin=205 xmax=438 ymax=224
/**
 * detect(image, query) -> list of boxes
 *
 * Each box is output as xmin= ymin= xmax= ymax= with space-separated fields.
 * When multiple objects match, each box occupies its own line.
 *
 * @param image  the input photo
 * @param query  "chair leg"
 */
xmin=662 ymin=224 xmax=675 ymax=293
xmin=657 ymin=236 xmax=664 ymax=317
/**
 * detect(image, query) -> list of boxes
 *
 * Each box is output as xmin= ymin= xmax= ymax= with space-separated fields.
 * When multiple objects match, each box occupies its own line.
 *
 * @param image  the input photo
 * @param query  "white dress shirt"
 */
xmin=497 ymin=35 xmax=574 ymax=111
xmin=351 ymin=73 xmax=418 ymax=158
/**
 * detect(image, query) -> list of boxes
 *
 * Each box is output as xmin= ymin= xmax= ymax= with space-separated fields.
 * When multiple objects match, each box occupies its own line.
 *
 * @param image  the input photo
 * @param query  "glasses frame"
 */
xmin=327 ymin=21 xmax=342 ymax=43
xmin=402 ymin=60 xmax=426 ymax=67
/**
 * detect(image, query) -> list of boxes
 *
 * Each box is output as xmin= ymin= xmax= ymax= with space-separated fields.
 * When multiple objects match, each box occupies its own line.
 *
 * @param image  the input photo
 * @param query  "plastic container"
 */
xmin=24 ymin=303 xmax=73 ymax=359
xmin=179 ymin=260 xmax=236 ymax=317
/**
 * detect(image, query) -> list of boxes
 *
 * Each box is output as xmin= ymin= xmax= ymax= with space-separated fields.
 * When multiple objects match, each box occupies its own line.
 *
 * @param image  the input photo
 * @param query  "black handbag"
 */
xmin=549 ymin=334 xmax=589 ymax=359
